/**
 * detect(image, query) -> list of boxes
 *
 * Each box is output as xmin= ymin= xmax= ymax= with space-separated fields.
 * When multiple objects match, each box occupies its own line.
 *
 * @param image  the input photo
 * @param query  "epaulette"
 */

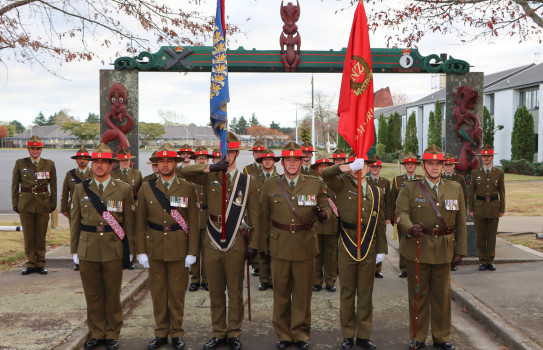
xmin=303 ymin=174 xmax=319 ymax=179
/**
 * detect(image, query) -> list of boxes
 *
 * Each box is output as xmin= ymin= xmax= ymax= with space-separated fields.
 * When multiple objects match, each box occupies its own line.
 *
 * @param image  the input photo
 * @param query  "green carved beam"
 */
xmin=114 ymin=46 xmax=470 ymax=74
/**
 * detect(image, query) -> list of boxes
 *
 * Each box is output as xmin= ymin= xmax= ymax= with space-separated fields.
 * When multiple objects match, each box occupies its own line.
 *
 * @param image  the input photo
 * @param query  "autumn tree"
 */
xmin=61 ymin=122 xmax=100 ymax=146
xmin=246 ymin=125 xmax=289 ymax=147
xmin=139 ymin=122 xmax=165 ymax=147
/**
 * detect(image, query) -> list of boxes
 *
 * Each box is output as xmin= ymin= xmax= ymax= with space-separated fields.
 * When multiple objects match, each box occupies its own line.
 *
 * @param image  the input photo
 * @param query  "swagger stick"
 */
xmin=246 ymin=256 xmax=252 ymax=321
xmin=221 ymin=170 xmax=226 ymax=242
xmin=411 ymin=238 xmax=421 ymax=350
xmin=356 ymin=171 xmax=362 ymax=259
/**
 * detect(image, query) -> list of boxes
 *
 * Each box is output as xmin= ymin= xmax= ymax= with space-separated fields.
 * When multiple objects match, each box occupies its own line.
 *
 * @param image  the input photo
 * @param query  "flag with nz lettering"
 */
xmin=210 ymin=0 xmax=229 ymax=157
xmin=337 ymin=0 xmax=375 ymax=158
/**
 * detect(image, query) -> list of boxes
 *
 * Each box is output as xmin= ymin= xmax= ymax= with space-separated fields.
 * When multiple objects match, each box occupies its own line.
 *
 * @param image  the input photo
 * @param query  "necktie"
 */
xmin=290 ymin=180 xmax=295 ymax=191
xmin=98 ymin=183 xmax=104 ymax=196
xmin=266 ymin=173 xmax=270 ymax=179
xmin=164 ymin=182 xmax=169 ymax=192
xmin=226 ymin=173 xmax=231 ymax=187
xmin=432 ymin=185 xmax=438 ymax=199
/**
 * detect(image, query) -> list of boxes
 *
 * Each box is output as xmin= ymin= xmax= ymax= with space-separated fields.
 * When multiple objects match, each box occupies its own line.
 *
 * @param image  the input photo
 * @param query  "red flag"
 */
xmin=337 ymin=0 xmax=375 ymax=158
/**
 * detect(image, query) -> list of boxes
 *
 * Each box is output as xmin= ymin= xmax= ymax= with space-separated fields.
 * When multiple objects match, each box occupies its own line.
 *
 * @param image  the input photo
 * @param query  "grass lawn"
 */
xmin=501 ymin=233 xmax=543 ymax=254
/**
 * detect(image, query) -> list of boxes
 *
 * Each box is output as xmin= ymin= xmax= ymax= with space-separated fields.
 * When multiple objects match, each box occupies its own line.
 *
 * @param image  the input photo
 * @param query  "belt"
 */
xmin=148 ymin=222 xmax=181 ymax=232
xmin=209 ymin=213 xmax=223 ymax=224
xmin=20 ymin=186 xmax=48 ymax=193
xmin=422 ymin=227 xmax=454 ymax=237
xmin=340 ymin=220 xmax=366 ymax=231
xmin=476 ymin=195 xmax=499 ymax=202
xmin=81 ymin=224 xmax=114 ymax=233
xmin=272 ymin=220 xmax=314 ymax=233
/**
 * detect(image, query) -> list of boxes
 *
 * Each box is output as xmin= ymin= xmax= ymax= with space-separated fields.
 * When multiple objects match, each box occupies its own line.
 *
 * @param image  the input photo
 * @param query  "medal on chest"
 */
xmin=298 ymin=194 xmax=316 ymax=206
xmin=445 ymin=199 xmax=459 ymax=211
xmin=170 ymin=196 xmax=188 ymax=208
xmin=36 ymin=172 xmax=50 ymax=180
xmin=107 ymin=200 xmax=123 ymax=212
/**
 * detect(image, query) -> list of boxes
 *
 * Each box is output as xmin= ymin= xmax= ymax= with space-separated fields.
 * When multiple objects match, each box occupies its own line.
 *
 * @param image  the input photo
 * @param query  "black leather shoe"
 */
xmin=312 ymin=285 xmax=322 ymax=292
xmin=227 ymin=337 xmax=242 ymax=350
xmin=399 ymin=271 xmax=408 ymax=278
xmin=277 ymin=341 xmax=291 ymax=350
xmin=74 ymin=264 xmax=80 ymax=271
xmin=252 ymin=268 xmax=260 ymax=276
xmin=478 ymin=264 xmax=487 ymax=271
xmin=37 ymin=267 xmax=48 ymax=275
xmin=202 ymin=283 xmax=209 ymax=291
xmin=127 ymin=264 xmax=135 ymax=270
xmin=105 ymin=339 xmax=119 ymax=350
xmin=259 ymin=282 xmax=270 ymax=291
xmin=486 ymin=264 xmax=496 ymax=271
xmin=325 ymin=285 xmax=336 ymax=292
xmin=341 ymin=338 xmax=354 ymax=350
xmin=21 ymin=267 xmax=36 ymax=275
xmin=356 ymin=338 xmax=376 ymax=349
xmin=409 ymin=341 xmax=426 ymax=349
xmin=203 ymin=337 xmax=227 ymax=350
xmin=450 ymin=266 xmax=457 ymax=271
xmin=172 ymin=337 xmax=185 ymax=350
xmin=433 ymin=342 xmax=455 ymax=350
xmin=295 ymin=340 xmax=309 ymax=350
xmin=84 ymin=338 xmax=103 ymax=349
xmin=374 ymin=272 xmax=383 ymax=278
xmin=189 ymin=283 xmax=200 ymax=292
xmin=147 ymin=337 xmax=168 ymax=349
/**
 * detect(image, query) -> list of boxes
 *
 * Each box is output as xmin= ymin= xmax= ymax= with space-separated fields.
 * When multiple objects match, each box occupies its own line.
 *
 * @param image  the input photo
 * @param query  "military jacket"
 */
xmin=135 ymin=177 xmax=199 ymax=261
xmin=390 ymin=174 xmax=422 ymax=220
xmin=12 ymin=157 xmax=57 ymax=213
xmin=181 ymin=164 xmax=260 ymax=250
xmin=322 ymin=165 xmax=387 ymax=254
xmin=142 ymin=173 xmax=159 ymax=183
xmin=316 ymin=181 xmax=338 ymax=236
xmin=60 ymin=168 xmax=92 ymax=212
xmin=396 ymin=178 xmax=467 ymax=264
xmin=301 ymin=165 xmax=319 ymax=177
xmin=469 ymin=167 xmax=505 ymax=218
xmin=367 ymin=176 xmax=393 ymax=221
xmin=442 ymin=172 xmax=467 ymax=207
xmin=194 ymin=183 xmax=208 ymax=229
xmin=111 ymin=168 xmax=143 ymax=199
xmin=259 ymin=174 xmax=331 ymax=261
xmin=243 ymin=162 xmax=262 ymax=176
xmin=70 ymin=178 xmax=135 ymax=262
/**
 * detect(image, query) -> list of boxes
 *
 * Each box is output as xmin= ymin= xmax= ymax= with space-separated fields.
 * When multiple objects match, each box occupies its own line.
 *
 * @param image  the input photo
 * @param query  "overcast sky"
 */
xmin=1 ymin=0 xmax=541 ymax=130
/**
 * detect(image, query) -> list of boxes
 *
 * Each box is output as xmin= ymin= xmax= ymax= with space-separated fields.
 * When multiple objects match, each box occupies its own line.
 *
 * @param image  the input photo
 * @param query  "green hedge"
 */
xmin=381 ymin=150 xmax=404 ymax=163
xmin=500 ymin=159 xmax=543 ymax=176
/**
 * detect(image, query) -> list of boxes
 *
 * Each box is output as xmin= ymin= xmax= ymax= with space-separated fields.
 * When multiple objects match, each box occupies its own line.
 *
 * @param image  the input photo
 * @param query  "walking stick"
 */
xmin=356 ymin=171 xmax=362 ymax=259
xmin=411 ymin=237 xmax=421 ymax=350
xmin=221 ymin=171 xmax=226 ymax=243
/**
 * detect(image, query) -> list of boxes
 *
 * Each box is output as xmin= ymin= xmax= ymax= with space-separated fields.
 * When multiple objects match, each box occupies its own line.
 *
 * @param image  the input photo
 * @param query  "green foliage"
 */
xmin=385 ymin=112 xmax=402 ymax=153
xmin=482 ymin=106 xmax=500 ymax=147
xmin=404 ymin=112 xmax=419 ymax=156
xmin=377 ymin=114 xmax=387 ymax=145
xmin=301 ymin=127 xmax=311 ymax=142
xmin=434 ymin=100 xmax=443 ymax=148
xmin=270 ymin=121 xmax=280 ymax=130
xmin=33 ymin=112 xmax=50 ymax=126
xmin=61 ymin=122 xmax=99 ymax=145
xmin=9 ymin=120 xmax=25 ymax=134
xmin=139 ymin=122 xmax=165 ymax=146
xmin=501 ymin=159 xmax=543 ymax=176
xmin=511 ymin=106 xmax=535 ymax=162
xmin=428 ymin=111 xmax=436 ymax=146
xmin=235 ymin=116 xmax=248 ymax=134
xmin=376 ymin=143 xmax=386 ymax=156
xmin=249 ymin=113 xmax=260 ymax=127
xmin=86 ymin=113 xmax=100 ymax=124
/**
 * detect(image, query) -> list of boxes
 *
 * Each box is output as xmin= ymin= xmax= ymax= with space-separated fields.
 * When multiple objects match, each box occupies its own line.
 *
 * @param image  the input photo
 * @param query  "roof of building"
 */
xmin=374 ymin=104 xmax=407 ymax=118
xmin=374 ymin=87 xmax=394 ymax=108
xmin=485 ymin=63 xmax=543 ymax=93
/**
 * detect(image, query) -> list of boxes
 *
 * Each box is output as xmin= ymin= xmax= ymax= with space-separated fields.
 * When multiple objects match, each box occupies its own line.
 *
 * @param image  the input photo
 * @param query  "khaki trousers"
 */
xmin=397 ymin=226 xmax=407 ymax=273
xmin=271 ymin=257 xmax=314 ymax=342
xmin=191 ymin=229 xmax=207 ymax=284
xmin=80 ymin=259 xmax=123 ymax=340
xmin=258 ymin=254 xmax=272 ymax=285
xmin=474 ymin=217 xmax=499 ymax=264
xmin=406 ymin=260 xmax=451 ymax=343
xmin=314 ymin=234 xmax=338 ymax=286
xmin=19 ymin=211 xmax=50 ymax=268
xmin=149 ymin=259 xmax=189 ymax=338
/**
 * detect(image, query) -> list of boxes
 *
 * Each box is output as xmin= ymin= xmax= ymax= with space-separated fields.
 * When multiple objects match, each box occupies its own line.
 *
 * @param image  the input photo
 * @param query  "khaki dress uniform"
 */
xmin=181 ymin=164 xmax=260 ymax=340
xmin=442 ymin=173 xmax=467 ymax=207
xmin=322 ymin=165 xmax=387 ymax=340
xmin=61 ymin=168 xmax=92 ymax=214
xmin=396 ymin=174 xmax=467 ymax=344
xmin=111 ymin=167 xmax=143 ymax=199
xmin=135 ymin=176 xmax=200 ymax=339
xmin=301 ymin=165 xmax=318 ymax=177
xmin=469 ymin=165 xmax=505 ymax=266
xmin=243 ymin=162 xmax=263 ymax=273
xmin=70 ymin=176 xmax=135 ymax=341
xmin=12 ymin=155 xmax=57 ymax=269
xmin=190 ymin=182 xmax=209 ymax=288
xmin=143 ymin=173 xmax=159 ymax=182
xmin=366 ymin=175 xmax=391 ymax=275
xmin=259 ymin=173 xmax=330 ymax=343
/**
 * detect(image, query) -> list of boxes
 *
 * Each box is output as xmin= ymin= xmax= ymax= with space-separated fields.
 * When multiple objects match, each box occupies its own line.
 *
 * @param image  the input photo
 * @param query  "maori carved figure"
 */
xmin=101 ymin=83 xmax=133 ymax=152
xmin=452 ymin=86 xmax=482 ymax=172
xmin=280 ymin=1 xmax=301 ymax=72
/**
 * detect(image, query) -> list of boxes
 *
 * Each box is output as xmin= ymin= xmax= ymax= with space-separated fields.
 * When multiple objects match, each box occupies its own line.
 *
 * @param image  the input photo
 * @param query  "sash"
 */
xmin=416 ymin=180 xmax=449 ymax=229
xmin=81 ymin=180 xmax=130 ymax=267
xmin=148 ymin=179 xmax=189 ymax=237
xmin=207 ymin=172 xmax=250 ymax=252
xmin=339 ymin=185 xmax=381 ymax=261
xmin=70 ymin=169 xmax=83 ymax=184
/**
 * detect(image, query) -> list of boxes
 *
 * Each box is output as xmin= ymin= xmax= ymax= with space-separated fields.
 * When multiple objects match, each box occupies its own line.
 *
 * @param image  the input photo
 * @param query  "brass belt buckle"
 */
xmin=217 ymin=215 xmax=222 ymax=224
xmin=96 ymin=226 xmax=105 ymax=232
xmin=290 ymin=223 xmax=296 ymax=233
xmin=485 ymin=196 xmax=491 ymax=202
xmin=432 ymin=228 xmax=439 ymax=237
xmin=32 ymin=187 xmax=38 ymax=194
xmin=163 ymin=225 xmax=171 ymax=231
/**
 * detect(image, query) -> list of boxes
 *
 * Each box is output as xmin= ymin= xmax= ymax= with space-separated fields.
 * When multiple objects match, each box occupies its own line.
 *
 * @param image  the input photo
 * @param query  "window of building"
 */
xmin=519 ymin=88 xmax=539 ymax=110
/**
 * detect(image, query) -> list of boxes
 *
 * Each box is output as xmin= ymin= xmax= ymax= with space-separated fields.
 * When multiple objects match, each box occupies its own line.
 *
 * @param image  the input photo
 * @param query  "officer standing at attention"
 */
xmin=332 ymin=148 xmax=347 ymax=165
xmin=322 ymin=156 xmax=387 ymax=350
xmin=175 ymin=144 xmax=194 ymax=177
xmin=390 ymin=152 xmax=422 ymax=278
xmin=254 ymin=149 xmax=281 ymax=292
xmin=259 ymin=141 xmax=329 ymax=350
xmin=181 ymin=132 xmax=260 ymax=350
xmin=442 ymin=153 xmax=467 ymax=207
xmin=396 ymin=145 xmax=466 ymax=350
xmin=70 ymin=143 xmax=135 ymax=350
xmin=300 ymin=142 xmax=318 ymax=176
xmin=311 ymin=154 xmax=338 ymax=293
xmin=188 ymin=146 xmax=212 ymax=292
xmin=135 ymin=143 xmax=200 ymax=350
xmin=211 ymin=149 xmax=221 ymax=164
xmin=469 ymin=144 xmax=505 ymax=272
xmin=61 ymin=147 xmax=92 ymax=271
xmin=366 ymin=155 xmax=392 ymax=279
xmin=111 ymin=148 xmax=143 ymax=200
xmin=12 ymin=135 xmax=57 ymax=275
xmin=142 ymin=151 xmax=159 ymax=183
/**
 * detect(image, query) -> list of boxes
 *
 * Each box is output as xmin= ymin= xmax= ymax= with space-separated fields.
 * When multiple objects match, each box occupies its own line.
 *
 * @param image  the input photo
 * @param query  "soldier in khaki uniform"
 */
xmin=110 ymin=148 xmax=143 ymax=200
xmin=211 ymin=149 xmax=221 ymax=164
xmin=333 ymin=148 xmax=347 ymax=165
xmin=70 ymin=143 xmax=135 ymax=350
xmin=61 ymin=147 xmax=92 ymax=271
xmin=12 ymin=135 xmax=57 ymax=275
xmin=311 ymin=154 xmax=338 ymax=293
xmin=442 ymin=154 xmax=467 ymax=207
xmin=253 ymin=149 xmax=280 ymax=291
xmin=300 ymin=141 xmax=318 ymax=176
xmin=396 ymin=145 xmax=467 ymax=350
xmin=181 ymin=132 xmax=260 ymax=350
xmin=469 ymin=145 xmax=505 ymax=272
xmin=142 ymin=151 xmax=159 ymax=183
xmin=175 ymin=144 xmax=194 ymax=177
xmin=259 ymin=141 xmax=330 ymax=350
xmin=135 ymin=144 xmax=200 ymax=350
xmin=189 ymin=146 xmax=212 ymax=292
xmin=322 ymin=157 xmax=387 ymax=350
xmin=391 ymin=153 xmax=422 ymax=278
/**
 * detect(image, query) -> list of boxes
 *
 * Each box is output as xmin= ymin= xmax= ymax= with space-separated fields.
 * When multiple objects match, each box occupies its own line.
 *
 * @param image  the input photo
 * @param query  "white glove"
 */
xmin=73 ymin=254 xmax=79 ymax=265
xmin=376 ymin=253 xmax=385 ymax=264
xmin=349 ymin=158 xmax=365 ymax=171
xmin=137 ymin=254 xmax=150 ymax=268
xmin=185 ymin=254 xmax=197 ymax=268
xmin=130 ymin=254 xmax=133 ymax=262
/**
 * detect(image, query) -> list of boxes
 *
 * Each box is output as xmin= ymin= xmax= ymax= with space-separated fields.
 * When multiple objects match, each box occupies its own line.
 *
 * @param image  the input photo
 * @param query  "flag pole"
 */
xmin=356 ymin=170 xmax=362 ymax=259
xmin=221 ymin=169 xmax=226 ymax=243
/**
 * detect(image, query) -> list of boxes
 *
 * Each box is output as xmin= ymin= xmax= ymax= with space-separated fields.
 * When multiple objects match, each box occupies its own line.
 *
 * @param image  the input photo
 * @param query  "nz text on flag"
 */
xmin=337 ymin=0 xmax=375 ymax=158
xmin=210 ymin=0 xmax=229 ymax=157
